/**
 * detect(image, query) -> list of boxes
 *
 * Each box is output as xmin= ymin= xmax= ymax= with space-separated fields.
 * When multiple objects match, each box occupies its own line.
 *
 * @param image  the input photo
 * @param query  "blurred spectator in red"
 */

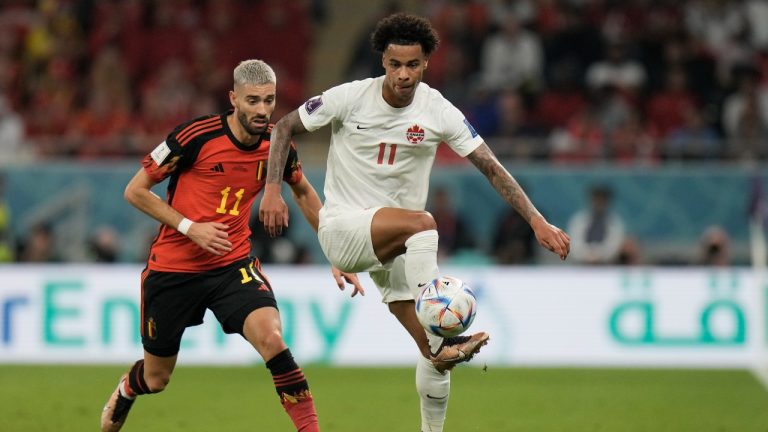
xmin=533 ymin=59 xmax=586 ymax=131
xmin=608 ymin=107 xmax=657 ymax=165
xmin=646 ymin=67 xmax=697 ymax=139
xmin=548 ymin=92 xmax=605 ymax=163
xmin=67 ymin=46 xmax=133 ymax=158
xmin=427 ymin=0 xmax=488 ymax=90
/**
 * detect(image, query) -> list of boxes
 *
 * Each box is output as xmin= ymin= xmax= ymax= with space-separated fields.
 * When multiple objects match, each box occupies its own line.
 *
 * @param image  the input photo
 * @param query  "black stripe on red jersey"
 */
xmin=157 ymin=115 xmax=226 ymax=212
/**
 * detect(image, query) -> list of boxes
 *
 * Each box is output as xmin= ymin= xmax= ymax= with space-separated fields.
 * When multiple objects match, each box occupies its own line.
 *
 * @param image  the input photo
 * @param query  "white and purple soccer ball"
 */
xmin=415 ymin=276 xmax=477 ymax=338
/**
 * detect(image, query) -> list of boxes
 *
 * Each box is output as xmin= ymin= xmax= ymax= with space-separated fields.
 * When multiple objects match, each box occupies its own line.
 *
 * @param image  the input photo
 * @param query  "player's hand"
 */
xmin=331 ymin=266 xmax=365 ymax=297
xmin=530 ymin=216 xmax=570 ymax=260
xmin=186 ymin=222 xmax=232 ymax=256
xmin=259 ymin=184 xmax=289 ymax=237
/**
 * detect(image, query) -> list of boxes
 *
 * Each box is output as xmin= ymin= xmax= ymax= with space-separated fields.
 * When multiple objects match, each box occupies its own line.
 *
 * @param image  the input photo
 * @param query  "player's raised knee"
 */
xmin=410 ymin=211 xmax=437 ymax=233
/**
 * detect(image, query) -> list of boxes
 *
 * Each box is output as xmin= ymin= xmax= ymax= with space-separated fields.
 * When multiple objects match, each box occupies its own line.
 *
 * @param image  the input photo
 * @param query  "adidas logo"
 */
xmin=210 ymin=163 xmax=225 ymax=173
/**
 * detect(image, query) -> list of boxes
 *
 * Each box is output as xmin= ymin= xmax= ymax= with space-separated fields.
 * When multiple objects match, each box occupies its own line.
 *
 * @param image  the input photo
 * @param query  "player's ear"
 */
xmin=228 ymin=90 xmax=236 ymax=108
xmin=424 ymin=58 xmax=429 ymax=70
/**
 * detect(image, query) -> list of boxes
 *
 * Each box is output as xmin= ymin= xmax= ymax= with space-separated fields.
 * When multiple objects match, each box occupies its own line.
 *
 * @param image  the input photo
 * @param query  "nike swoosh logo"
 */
xmin=426 ymin=394 xmax=448 ymax=400
xmin=417 ymin=282 xmax=428 ymax=287
xmin=356 ymin=125 xmax=370 ymax=130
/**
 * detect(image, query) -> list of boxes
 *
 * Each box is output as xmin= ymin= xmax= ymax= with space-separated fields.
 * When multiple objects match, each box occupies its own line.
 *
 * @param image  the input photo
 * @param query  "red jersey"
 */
xmin=141 ymin=112 xmax=303 ymax=272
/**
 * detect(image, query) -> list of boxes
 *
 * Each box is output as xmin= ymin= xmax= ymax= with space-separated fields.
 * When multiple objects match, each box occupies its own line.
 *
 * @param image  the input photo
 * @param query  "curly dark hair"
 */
xmin=370 ymin=13 xmax=440 ymax=55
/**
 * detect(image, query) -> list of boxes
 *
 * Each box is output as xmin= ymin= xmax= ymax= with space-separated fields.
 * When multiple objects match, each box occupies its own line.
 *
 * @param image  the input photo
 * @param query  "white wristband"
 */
xmin=177 ymin=218 xmax=193 ymax=235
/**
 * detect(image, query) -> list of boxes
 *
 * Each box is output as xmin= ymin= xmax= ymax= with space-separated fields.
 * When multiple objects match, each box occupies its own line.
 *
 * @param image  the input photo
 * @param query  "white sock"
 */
xmin=404 ymin=230 xmax=440 ymax=298
xmin=427 ymin=332 xmax=444 ymax=355
xmin=416 ymin=355 xmax=450 ymax=432
xmin=404 ymin=230 xmax=443 ymax=354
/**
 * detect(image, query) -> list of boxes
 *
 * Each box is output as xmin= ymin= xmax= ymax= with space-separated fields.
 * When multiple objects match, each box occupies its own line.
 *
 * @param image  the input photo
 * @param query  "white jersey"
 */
xmin=298 ymin=76 xmax=483 ymax=217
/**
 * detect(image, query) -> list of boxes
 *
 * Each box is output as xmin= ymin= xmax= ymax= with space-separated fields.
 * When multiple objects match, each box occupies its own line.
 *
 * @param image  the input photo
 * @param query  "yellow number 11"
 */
xmin=216 ymin=186 xmax=245 ymax=215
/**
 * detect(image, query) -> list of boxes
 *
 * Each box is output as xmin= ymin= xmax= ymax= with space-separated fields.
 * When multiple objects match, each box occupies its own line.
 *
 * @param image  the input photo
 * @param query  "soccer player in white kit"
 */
xmin=260 ymin=13 xmax=571 ymax=432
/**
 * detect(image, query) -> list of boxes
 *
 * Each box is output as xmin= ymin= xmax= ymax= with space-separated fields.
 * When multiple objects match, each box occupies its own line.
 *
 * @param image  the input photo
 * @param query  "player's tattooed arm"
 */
xmin=266 ymin=110 xmax=308 ymax=184
xmin=261 ymin=109 xmax=309 ymax=237
xmin=466 ymin=142 xmax=541 ymax=224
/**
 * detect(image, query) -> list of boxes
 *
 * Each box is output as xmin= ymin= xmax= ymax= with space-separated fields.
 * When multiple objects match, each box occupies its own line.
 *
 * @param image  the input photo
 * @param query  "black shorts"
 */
xmin=140 ymin=257 xmax=277 ymax=357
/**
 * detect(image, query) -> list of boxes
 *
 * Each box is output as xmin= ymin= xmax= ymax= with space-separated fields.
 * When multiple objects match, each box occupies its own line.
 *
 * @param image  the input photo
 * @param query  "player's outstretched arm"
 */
xmin=124 ymin=168 xmax=232 ymax=256
xmin=466 ymin=143 xmax=571 ymax=260
xmin=260 ymin=109 xmax=309 ymax=237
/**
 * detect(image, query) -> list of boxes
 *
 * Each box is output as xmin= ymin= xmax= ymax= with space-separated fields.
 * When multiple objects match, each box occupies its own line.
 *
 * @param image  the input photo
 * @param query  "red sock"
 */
xmin=281 ymin=390 xmax=319 ymax=432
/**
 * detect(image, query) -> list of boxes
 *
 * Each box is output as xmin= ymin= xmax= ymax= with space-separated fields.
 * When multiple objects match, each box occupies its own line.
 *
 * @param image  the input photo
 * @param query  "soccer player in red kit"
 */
xmin=100 ymin=59 xmax=360 ymax=432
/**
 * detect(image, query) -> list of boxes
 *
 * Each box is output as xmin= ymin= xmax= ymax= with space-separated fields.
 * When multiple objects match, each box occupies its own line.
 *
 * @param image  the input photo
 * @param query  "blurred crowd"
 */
xmin=1 ymin=0 xmax=765 ymax=266
xmin=0 ymin=0 xmax=767 ymax=163
xmin=406 ymin=0 xmax=768 ymax=164
xmin=0 ymin=0 xmax=319 ymax=160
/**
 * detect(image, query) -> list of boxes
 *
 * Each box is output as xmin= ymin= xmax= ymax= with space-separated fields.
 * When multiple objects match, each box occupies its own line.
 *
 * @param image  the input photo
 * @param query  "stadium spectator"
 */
xmin=0 ymin=94 xmax=26 ymax=162
xmin=491 ymin=206 xmax=536 ymax=265
xmin=645 ymin=67 xmax=697 ymax=139
xmin=664 ymin=106 xmax=722 ymax=160
xmin=479 ymin=11 xmax=543 ymax=92
xmin=259 ymin=13 xmax=570 ymax=432
xmin=567 ymin=185 xmax=626 ymax=265
xmin=608 ymin=107 xmax=658 ymax=164
xmin=722 ymin=65 xmax=768 ymax=159
xmin=88 ymin=225 xmax=121 ymax=263
xmin=16 ymin=222 xmax=59 ymax=262
xmin=699 ymin=225 xmax=732 ymax=266
xmin=485 ymin=88 xmax=547 ymax=160
xmin=427 ymin=187 xmax=475 ymax=260
xmin=585 ymin=40 xmax=647 ymax=101
xmin=99 ymin=60 xmax=355 ymax=432
xmin=616 ymin=235 xmax=643 ymax=266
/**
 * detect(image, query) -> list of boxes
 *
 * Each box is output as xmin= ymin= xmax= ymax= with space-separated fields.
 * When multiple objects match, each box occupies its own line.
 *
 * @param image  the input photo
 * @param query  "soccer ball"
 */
xmin=415 ymin=276 xmax=477 ymax=338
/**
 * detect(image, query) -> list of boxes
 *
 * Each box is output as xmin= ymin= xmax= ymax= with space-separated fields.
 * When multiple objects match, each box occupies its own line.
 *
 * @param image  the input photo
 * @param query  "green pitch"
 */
xmin=2 ymin=365 xmax=767 ymax=431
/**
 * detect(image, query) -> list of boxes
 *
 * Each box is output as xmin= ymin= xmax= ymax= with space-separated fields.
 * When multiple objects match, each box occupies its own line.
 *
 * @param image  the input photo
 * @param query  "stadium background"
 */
xmin=1 ymin=0 xmax=768 ymax=431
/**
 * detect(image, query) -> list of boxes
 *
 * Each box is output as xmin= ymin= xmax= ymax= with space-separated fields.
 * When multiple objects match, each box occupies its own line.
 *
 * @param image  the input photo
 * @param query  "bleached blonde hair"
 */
xmin=233 ymin=59 xmax=276 ymax=86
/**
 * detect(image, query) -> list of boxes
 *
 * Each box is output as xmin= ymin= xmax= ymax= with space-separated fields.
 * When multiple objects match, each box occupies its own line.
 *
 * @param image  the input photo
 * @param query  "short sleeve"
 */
xmin=140 ymin=125 xmax=198 ymax=182
xmin=297 ymin=82 xmax=350 ymax=132
xmin=441 ymin=103 xmax=484 ymax=158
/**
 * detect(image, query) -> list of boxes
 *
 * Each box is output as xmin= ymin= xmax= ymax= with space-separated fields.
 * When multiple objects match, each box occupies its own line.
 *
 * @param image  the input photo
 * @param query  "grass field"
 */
xmin=2 ymin=365 xmax=767 ymax=431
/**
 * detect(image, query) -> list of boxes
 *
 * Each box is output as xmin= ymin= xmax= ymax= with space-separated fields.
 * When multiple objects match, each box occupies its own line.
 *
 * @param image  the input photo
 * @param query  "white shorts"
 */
xmin=318 ymin=207 xmax=413 ymax=304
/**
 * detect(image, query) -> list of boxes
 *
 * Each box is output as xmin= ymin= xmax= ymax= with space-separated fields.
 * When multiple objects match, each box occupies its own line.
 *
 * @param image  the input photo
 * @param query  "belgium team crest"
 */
xmin=406 ymin=124 xmax=425 ymax=144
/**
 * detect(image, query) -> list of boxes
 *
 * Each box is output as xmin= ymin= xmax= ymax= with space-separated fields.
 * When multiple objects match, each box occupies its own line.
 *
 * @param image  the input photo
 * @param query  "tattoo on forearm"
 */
xmin=266 ymin=111 xmax=302 ymax=184
xmin=467 ymin=143 xmax=541 ymax=223
xmin=266 ymin=129 xmax=289 ymax=184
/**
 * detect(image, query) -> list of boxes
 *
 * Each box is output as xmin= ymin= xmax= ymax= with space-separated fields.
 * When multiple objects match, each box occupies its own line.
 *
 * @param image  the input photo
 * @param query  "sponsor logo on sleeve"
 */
xmin=463 ymin=119 xmax=478 ymax=138
xmin=151 ymin=141 xmax=171 ymax=165
xmin=304 ymin=96 xmax=323 ymax=114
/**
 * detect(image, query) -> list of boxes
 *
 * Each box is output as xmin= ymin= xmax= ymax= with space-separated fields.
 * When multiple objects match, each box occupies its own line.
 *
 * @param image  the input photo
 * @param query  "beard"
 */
xmin=238 ymin=111 xmax=268 ymax=136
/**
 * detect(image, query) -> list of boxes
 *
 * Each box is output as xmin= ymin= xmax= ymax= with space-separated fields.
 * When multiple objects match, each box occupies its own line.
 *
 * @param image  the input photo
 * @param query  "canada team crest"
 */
xmin=406 ymin=124 xmax=425 ymax=144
